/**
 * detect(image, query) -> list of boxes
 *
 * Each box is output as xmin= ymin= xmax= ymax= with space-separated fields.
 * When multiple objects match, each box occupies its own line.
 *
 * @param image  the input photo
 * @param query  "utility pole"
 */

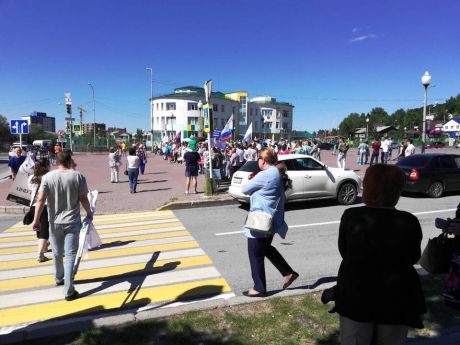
xmin=64 ymin=93 xmax=74 ymax=152
xmin=78 ymin=106 xmax=86 ymax=135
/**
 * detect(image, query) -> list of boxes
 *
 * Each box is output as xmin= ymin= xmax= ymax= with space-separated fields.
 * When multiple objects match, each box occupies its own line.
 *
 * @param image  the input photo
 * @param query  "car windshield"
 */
xmin=239 ymin=160 xmax=261 ymax=173
xmin=397 ymin=155 xmax=431 ymax=168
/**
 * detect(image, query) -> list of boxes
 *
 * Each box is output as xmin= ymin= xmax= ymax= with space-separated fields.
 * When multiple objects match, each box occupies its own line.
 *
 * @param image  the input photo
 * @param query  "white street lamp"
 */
xmin=197 ymin=100 xmax=203 ymax=137
xmin=366 ymin=117 xmax=370 ymax=139
xmin=421 ymin=71 xmax=432 ymax=144
xmin=88 ymin=82 xmax=96 ymax=151
xmin=146 ymin=68 xmax=153 ymax=143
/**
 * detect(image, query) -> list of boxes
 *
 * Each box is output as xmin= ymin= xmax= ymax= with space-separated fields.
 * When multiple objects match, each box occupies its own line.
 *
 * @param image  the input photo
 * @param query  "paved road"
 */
xmin=175 ymin=194 xmax=460 ymax=294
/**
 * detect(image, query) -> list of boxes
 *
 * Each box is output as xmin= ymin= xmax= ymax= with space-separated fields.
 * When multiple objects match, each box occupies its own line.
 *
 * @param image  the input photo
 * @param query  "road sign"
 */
xmin=10 ymin=120 xmax=29 ymax=134
xmin=57 ymin=138 xmax=67 ymax=143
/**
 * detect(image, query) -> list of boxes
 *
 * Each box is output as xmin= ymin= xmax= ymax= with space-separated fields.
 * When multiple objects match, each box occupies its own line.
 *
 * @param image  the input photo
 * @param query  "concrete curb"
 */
xmin=0 ymin=283 xmax=335 ymax=344
xmin=0 ymin=206 xmax=27 ymax=214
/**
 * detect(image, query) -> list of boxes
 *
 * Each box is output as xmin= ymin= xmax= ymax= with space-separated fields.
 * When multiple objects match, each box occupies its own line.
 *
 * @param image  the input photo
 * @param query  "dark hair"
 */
xmin=362 ymin=164 xmax=405 ymax=207
xmin=56 ymin=150 xmax=72 ymax=168
xmin=31 ymin=158 xmax=50 ymax=184
xmin=128 ymin=147 xmax=136 ymax=156
xmin=259 ymin=148 xmax=291 ymax=190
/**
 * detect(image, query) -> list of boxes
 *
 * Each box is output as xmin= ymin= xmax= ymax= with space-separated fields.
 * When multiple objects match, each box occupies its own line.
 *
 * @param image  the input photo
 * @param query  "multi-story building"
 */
xmin=149 ymin=86 xmax=294 ymax=142
xmin=82 ymin=123 xmax=106 ymax=135
xmin=22 ymin=111 xmax=56 ymax=132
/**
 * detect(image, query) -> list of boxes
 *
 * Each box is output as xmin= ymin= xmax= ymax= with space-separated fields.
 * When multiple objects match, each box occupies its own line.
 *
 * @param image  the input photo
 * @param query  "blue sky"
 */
xmin=1 ymin=0 xmax=459 ymax=133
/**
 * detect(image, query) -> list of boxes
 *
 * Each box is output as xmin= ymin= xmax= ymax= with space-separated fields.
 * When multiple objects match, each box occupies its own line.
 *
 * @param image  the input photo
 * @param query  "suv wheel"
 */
xmin=337 ymin=182 xmax=357 ymax=205
xmin=427 ymin=181 xmax=443 ymax=198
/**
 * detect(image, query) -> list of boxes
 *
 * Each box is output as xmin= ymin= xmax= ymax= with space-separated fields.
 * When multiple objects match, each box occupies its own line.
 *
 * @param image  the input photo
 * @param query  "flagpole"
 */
xmin=204 ymin=80 xmax=213 ymax=180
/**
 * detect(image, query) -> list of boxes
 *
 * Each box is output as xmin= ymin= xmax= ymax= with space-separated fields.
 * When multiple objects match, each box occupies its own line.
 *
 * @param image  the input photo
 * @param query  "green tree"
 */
xmin=27 ymin=124 xmax=57 ymax=143
xmin=0 ymin=115 xmax=14 ymax=145
xmin=134 ymin=128 xmax=144 ymax=143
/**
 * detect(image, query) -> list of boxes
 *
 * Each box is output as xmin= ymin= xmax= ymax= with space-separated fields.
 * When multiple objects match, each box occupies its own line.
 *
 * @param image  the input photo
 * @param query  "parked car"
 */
xmin=390 ymin=142 xmax=400 ymax=150
xmin=228 ymin=154 xmax=361 ymax=205
xmin=396 ymin=153 xmax=460 ymax=198
xmin=426 ymin=141 xmax=446 ymax=149
xmin=319 ymin=142 xmax=334 ymax=150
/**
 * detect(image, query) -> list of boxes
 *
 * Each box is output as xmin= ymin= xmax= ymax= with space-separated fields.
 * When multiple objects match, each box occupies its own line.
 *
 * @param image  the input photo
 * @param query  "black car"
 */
xmin=396 ymin=153 xmax=460 ymax=197
xmin=319 ymin=142 xmax=334 ymax=150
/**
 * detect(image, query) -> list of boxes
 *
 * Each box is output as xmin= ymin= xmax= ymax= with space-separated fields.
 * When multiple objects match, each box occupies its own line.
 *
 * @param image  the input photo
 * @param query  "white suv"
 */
xmin=229 ymin=154 xmax=361 ymax=205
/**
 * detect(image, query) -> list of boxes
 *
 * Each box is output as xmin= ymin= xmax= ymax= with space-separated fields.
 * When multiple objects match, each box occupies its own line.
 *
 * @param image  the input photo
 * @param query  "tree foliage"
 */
xmin=134 ymin=128 xmax=144 ymax=143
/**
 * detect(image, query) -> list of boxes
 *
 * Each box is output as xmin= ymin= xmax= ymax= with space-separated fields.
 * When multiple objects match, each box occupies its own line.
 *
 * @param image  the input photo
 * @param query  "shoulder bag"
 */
xmin=124 ymin=160 xmax=128 ymax=176
xmin=23 ymin=184 xmax=40 ymax=225
xmin=244 ymin=197 xmax=281 ymax=234
xmin=419 ymin=232 xmax=455 ymax=274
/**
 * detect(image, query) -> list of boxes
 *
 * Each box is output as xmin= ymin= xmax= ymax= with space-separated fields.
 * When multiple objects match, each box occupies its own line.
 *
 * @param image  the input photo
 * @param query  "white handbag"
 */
xmin=244 ymin=197 xmax=280 ymax=233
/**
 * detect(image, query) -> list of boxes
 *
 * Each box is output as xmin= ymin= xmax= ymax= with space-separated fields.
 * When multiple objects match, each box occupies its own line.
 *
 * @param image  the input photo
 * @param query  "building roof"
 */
xmin=353 ymin=128 xmax=366 ymax=134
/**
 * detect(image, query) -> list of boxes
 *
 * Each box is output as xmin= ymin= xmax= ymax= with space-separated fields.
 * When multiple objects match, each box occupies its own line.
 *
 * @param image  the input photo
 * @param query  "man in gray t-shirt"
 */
xmin=32 ymin=150 xmax=92 ymax=301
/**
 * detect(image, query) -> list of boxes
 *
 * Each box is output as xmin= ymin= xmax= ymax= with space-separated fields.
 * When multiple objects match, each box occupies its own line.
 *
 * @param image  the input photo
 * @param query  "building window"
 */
xmin=262 ymin=109 xmax=273 ymax=118
xmin=255 ymin=121 xmax=258 ymax=130
xmin=213 ymin=104 xmax=218 ymax=112
xmin=187 ymin=117 xmax=199 ymax=125
xmin=445 ymin=126 xmax=448 ymax=129
xmin=283 ymin=110 xmax=289 ymax=117
xmin=221 ymin=104 xmax=224 ymax=112
xmin=255 ymin=109 xmax=259 ymax=116
xmin=188 ymin=102 xmax=198 ymax=111
xmin=166 ymin=102 xmax=176 ymax=111
xmin=276 ymin=122 xmax=279 ymax=129
xmin=161 ymin=103 xmax=164 ymax=111
xmin=221 ymin=119 xmax=225 ymax=128
xmin=233 ymin=106 xmax=236 ymax=114
xmin=156 ymin=103 xmax=159 ymax=111
xmin=283 ymin=122 xmax=288 ymax=129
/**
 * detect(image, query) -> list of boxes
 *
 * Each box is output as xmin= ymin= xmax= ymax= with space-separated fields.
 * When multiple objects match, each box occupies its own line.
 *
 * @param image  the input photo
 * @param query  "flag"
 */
xmin=219 ymin=115 xmax=233 ymax=141
xmin=204 ymin=80 xmax=212 ymax=103
xmin=211 ymin=129 xmax=222 ymax=138
xmin=243 ymin=122 xmax=253 ymax=143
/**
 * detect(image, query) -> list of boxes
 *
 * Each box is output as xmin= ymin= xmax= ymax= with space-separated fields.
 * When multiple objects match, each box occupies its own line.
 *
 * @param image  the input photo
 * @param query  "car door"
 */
xmin=434 ymin=155 xmax=458 ymax=191
xmin=452 ymin=156 xmax=460 ymax=190
xmin=283 ymin=158 xmax=308 ymax=200
xmin=284 ymin=157 xmax=330 ymax=199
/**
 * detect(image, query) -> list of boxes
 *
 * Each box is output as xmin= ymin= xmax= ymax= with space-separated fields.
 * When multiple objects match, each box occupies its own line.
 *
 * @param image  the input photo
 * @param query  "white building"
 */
xmin=151 ymin=86 xmax=240 ymax=142
xmin=150 ymin=86 xmax=294 ymax=142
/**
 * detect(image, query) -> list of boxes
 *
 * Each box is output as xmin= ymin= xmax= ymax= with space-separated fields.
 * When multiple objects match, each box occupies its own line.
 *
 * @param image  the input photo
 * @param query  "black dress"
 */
xmin=335 ymin=206 xmax=426 ymax=328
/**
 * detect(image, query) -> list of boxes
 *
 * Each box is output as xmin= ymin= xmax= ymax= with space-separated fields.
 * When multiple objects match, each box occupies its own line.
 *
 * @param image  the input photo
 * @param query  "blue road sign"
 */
xmin=10 ymin=120 xmax=29 ymax=134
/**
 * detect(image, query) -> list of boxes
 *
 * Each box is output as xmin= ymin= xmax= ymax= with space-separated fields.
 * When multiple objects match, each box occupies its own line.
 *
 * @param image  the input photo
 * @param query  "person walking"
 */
xmin=28 ymin=158 xmax=51 ymax=262
xmin=108 ymin=147 xmax=121 ymax=183
xmin=241 ymin=147 xmax=298 ymax=297
xmin=334 ymin=164 xmax=426 ymax=344
xmin=32 ymin=150 xmax=93 ymax=301
xmin=183 ymin=141 xmax=200 ymax=194
xmin=8 ymin=147 xmax=25 ymax=179
xmin=337 ymin=137 xmax=348 ymax=170
xmin=127 ymin=147 xmax=140 ymax=193
xmin=137 ymin=144 xmax=147 ymax=174
xmin=380 ymin=137 xmax=390 ymax=164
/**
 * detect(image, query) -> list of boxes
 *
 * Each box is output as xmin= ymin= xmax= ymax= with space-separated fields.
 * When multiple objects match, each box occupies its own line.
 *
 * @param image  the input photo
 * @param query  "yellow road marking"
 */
xmin=0 ymin=240 xmax=200 ymax=271
xmin=0 ymin=245 xmax=37 ymax=255
xmin=0 ymin=254 xmax=209 ymax=292
xmin=0 ymin=222 xmax=184 ymax=243
xmin=0 ymin=278 xmax=231 ymax=327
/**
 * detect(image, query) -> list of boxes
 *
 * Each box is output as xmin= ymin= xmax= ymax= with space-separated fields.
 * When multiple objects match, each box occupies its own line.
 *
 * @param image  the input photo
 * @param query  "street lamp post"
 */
xmin=88 ymin=82 xmax=96 ymax=151
xmin=146 ymin=68 xmax=154 ymax=146
xmin=421 ymin=71 xmax=432 ymax=143
xmin=366 ymin=117 xmax=369 ymax=139
xmin=197 ymin=100 xmax=203 ymax=137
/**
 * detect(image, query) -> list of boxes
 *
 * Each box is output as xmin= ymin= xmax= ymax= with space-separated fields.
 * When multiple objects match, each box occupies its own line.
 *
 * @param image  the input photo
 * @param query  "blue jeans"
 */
xmin=128 ymin=168 xmax=139 ymax=192
xmin=49 ymin=222 xmax=80 ymax=297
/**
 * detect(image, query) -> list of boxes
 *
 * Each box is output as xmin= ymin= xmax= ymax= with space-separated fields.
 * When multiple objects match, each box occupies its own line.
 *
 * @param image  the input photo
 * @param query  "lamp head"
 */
xmin=421 ymin=71 xmax=431 ymax=86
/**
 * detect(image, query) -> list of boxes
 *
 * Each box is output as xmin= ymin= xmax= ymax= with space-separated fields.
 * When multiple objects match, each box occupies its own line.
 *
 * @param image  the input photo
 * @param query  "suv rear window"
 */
xmin=238 ymin=160 xmax=260 ymax=173
xmin=397 ymin=155 xmax=430 ymax=168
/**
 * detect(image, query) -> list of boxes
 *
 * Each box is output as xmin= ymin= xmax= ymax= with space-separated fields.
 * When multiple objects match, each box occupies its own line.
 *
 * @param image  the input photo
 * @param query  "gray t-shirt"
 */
xmin=39 ymin=169 xmax=89 ymax=224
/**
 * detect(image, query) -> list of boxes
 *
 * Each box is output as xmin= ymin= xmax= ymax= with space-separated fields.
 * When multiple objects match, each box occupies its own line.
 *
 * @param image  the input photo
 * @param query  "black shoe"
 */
xmin=55 ymin=280 xmax=64 ymax=286
xmin=282 ymin=272 xmax=299 ymax=290
xmin=242 ymin=290 xmax=266 ymax=298
xmin=65 ymin=290 xmax=79 ymax=301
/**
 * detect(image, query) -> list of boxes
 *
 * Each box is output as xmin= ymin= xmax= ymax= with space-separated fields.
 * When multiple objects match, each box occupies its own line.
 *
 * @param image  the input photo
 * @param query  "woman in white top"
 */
xmin=127 ymin=147 xmax=140 ymax=193
xmin=28 ymin=158 xmax=51 ymax=262
xmin=108 ymin=146 xmax=121 ymax=183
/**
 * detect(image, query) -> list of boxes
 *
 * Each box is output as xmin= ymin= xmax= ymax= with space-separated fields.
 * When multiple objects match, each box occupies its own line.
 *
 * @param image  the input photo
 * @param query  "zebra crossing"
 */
xmin=0 ymin=210 xmax=233 ymax=334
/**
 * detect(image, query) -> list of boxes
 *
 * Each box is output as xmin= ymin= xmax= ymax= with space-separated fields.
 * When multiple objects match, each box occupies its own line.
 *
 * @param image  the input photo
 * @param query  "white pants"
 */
xmin=110 ymin=166 xmax=119 ymax=182
xmin=337 ymin=153 xmax=346 ymax=169
xmin=340 ymin=316 xmax=409 ymax=345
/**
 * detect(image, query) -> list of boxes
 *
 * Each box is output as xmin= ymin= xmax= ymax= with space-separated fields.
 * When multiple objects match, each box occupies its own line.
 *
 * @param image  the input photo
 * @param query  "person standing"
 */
xmin=405 ymin=139 xmax=416 ymax=157
xmin=244 ymin=142 xmax=258 ymax=161
xmin=184 ymin=141 xmax=200 ymax=194
xmin=32 ymin=151 xmax=92 ymax=301
xmin=337 ymin=138 xmax=349 ymax=170
xmin=241 ymin=148 xmax=298 ymax=297
xmin=108 ymin=147 xmax=121 ymax=183
xmin=380 ymin=137 xmax=390 ymax=164
xmin=369 ymin=139 xmax=381 ymax=165
xmin=8 ymin=147 xmax=25 ymax=179
xmin=137 ymin=144 xmax=147 ymax=174
xmin=127 ymin=147 xmax=140 ymax=193
xmin=28 ymin=158 xmax=51 ymax=262
xmin=334 ymin=164 xmax=426 ymax=344
xmin=357 ymin=140 xmax=368 ymax=165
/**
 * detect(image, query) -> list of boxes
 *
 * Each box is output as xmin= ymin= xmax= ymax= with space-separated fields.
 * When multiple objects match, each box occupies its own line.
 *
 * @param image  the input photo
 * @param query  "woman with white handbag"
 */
xmin=241 ymin=147 xmax=298 ymax=297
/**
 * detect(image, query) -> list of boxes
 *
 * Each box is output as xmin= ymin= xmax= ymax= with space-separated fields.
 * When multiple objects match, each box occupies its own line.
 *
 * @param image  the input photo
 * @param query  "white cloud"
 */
xmin=349 ymin=34 xmax=377 ymax=42
xmin=352 ymin=27 xmax=361 ymax=33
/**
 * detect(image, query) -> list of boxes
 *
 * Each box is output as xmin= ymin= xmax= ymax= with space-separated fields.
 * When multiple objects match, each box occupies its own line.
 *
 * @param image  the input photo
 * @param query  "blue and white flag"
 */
xmin=219 ymin=115 xmax=233 ymax=141
xmin=211 ymin=129 xmax=222 ymax=138
xmin=243 ymin=122 xmax=253 ymax=143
